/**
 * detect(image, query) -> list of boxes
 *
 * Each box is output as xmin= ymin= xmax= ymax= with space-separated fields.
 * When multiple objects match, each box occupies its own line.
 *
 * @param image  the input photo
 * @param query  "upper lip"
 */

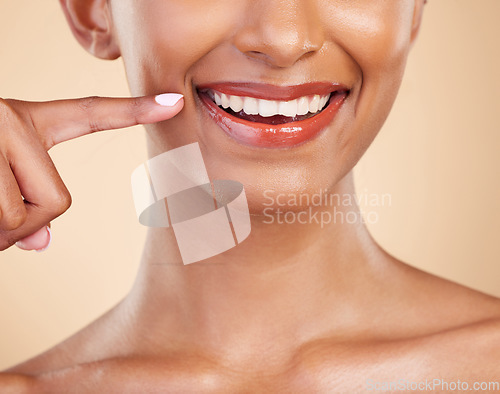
xmin=197 ymin=82 xmax=349 ymax=101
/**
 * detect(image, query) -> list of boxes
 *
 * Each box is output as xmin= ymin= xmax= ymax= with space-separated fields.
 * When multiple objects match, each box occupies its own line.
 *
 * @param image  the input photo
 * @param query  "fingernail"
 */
xmin=35 ymin=226 xmax=52 ymax=253
xmin=155 ymin=93 xmax=184 ymax=107
xmin=14 ymin=240 xmax=29 ymax=250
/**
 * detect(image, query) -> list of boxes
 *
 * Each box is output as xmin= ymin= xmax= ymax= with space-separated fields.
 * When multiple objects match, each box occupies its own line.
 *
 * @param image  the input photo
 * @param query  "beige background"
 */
xmin=0 ymin=1 xmax=499 ymax=369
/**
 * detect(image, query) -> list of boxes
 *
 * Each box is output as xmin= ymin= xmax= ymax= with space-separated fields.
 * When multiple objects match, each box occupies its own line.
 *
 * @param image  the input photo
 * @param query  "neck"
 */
xmin=123 ymin=172 xmax=390 ymax=366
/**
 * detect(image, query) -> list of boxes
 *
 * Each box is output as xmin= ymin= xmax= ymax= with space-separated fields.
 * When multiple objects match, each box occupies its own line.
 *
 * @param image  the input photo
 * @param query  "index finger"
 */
xmin=16 ymin=93 xmax=184 ymax=150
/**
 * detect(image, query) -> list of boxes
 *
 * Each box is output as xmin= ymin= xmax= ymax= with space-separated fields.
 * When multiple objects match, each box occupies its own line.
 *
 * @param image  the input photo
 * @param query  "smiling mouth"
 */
xmin=203 ymin=89 xmax=334 ymax=125
xmin=197 ymin=82 xmax=349 ymax=148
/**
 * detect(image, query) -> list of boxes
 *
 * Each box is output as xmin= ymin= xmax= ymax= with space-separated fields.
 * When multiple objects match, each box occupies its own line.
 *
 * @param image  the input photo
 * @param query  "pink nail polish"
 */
xmin=155 ymin=93 xmax=184 ymax=107
xmin=35 ymin=226 xmax=52 ymax=253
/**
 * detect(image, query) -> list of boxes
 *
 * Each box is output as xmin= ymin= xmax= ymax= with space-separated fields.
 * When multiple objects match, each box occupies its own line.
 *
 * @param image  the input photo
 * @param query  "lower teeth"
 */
xmin=222 ymin=108 xmax=318 ymax=125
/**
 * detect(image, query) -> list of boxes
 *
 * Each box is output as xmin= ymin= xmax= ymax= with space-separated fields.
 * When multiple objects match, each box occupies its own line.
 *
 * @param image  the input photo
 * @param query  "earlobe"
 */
xmin=59 ymin=0 xmax=120 ymax=60
xmin=410 ymin=0 xmax=426 ymax=48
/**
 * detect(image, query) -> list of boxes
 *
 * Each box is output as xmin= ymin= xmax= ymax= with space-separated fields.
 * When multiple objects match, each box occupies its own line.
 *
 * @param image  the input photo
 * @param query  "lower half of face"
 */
xmin=112 ymin=0 xmax=415 ymax=214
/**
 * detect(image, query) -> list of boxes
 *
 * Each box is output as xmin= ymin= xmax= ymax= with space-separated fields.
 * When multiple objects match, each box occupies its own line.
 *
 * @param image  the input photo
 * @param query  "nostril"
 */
xmin=244 ymin=50 xmax=272 ymax=65
xmin=242 ymin=43 xmax=320 ymax=69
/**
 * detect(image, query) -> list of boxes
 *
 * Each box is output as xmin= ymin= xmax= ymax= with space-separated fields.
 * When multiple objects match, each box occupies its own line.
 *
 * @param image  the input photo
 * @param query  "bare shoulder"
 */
xmin=393 ymin=317 xmax=500 ymax=383
xmin=340 ymin=255 xmax=500 ymax=367
xmin=3 ymin=356 xmax=241 ymax=393
xmin=288 ymin=311 xmax=500 ymax=391
xmin=386 ymin=256 xmax=500 ymax=332
xmin=3 ymin=301 xmax=129 ymax=377
xmin=363 ymin=256 xmax=500 ymax=373
xmin=434 ymin=316 xmax=500 ymax=360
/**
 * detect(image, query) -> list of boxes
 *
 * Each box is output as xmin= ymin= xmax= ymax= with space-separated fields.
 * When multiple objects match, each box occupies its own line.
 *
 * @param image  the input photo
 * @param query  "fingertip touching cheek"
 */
xmin=103 ymin=0 xmax=422 ymax=213
xmin=111 ymin=0 xmax=248 ymax=97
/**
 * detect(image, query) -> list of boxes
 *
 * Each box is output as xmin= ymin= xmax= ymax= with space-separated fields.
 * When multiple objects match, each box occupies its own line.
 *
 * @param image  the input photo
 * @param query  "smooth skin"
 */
xmin=2 ymin=0 xmax=500 ymax=392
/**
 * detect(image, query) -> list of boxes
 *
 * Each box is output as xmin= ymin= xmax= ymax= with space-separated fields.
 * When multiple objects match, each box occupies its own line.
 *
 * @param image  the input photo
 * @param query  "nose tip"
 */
xmin=233 ymin=1 xmax=325 ymax=68
xmin=242 ymin=35 xmax=323 ymax=69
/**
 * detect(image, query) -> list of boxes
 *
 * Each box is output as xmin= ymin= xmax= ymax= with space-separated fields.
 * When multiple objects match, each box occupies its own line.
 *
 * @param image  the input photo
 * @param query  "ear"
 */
xmin=59 ymin=0 xmax=120 ymax=60
xmin=410 ymin=0 xmax=426 ymax=48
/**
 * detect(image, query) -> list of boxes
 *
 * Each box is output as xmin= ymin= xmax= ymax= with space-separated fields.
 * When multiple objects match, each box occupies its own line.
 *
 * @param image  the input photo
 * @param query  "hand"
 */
xmin=0 ymin=93 xmax=184 ymax=252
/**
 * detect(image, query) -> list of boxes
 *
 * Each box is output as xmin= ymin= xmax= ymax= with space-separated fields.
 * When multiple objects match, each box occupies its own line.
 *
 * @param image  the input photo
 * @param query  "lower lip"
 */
xmin=198 ymin=91 xmax=348 ymax=148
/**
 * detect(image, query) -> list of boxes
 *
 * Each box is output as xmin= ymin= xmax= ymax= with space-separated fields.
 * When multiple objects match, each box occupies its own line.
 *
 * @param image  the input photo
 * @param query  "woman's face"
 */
xmin=106 ymin=0 xmax=422 ymax=211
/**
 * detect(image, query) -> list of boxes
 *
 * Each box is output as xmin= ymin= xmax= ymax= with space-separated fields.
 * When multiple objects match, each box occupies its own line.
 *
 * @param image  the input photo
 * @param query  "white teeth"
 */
xmin=297 ymin=96 xmax=309 ymax=116
xmin=319 ymin=96 xmax=329 ymax=109
xmin=243 ymin=97 xmax=259 ymax=115
xmin=309 ymin=95 xmax=320 ymax=113
xmin=210 ymin=90 xmax=331 ymax=118
xmin=278 ymin=99 xmax=298 ymax=117
xmin=229 ymin=95 xmax=244 ymax=113
xmin=259 ymin=99 xmax=279 ymax=117
xmin=221 ymin=93 xmax=230 ymax=109
xmin=214 ymin=92 xmax=222 ymax=106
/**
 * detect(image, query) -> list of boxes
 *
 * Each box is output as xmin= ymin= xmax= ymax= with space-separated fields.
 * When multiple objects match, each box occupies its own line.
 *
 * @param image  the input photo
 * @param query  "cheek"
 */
xmin=112 ymin=0 xmax=244 ymax=95
xmin=326 ymin=1 xmax=414 ymax=70
xmin=323 ymin=1 xmax=415 ymax=167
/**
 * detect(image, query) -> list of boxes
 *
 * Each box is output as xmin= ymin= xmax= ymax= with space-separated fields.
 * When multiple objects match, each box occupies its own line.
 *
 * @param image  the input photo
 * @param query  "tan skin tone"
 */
xmin=1 ymin=0 xmax=500 ymax=391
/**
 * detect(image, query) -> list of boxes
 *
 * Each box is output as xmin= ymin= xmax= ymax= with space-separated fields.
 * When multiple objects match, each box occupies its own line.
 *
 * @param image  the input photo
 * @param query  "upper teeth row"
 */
xmin=211 ymin=90 xmax=331 ymax=118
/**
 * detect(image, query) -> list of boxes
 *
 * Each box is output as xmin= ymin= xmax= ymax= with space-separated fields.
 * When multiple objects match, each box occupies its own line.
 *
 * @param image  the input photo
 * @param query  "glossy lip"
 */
xmin=197 ymin=82 xmax=349 ymax=148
